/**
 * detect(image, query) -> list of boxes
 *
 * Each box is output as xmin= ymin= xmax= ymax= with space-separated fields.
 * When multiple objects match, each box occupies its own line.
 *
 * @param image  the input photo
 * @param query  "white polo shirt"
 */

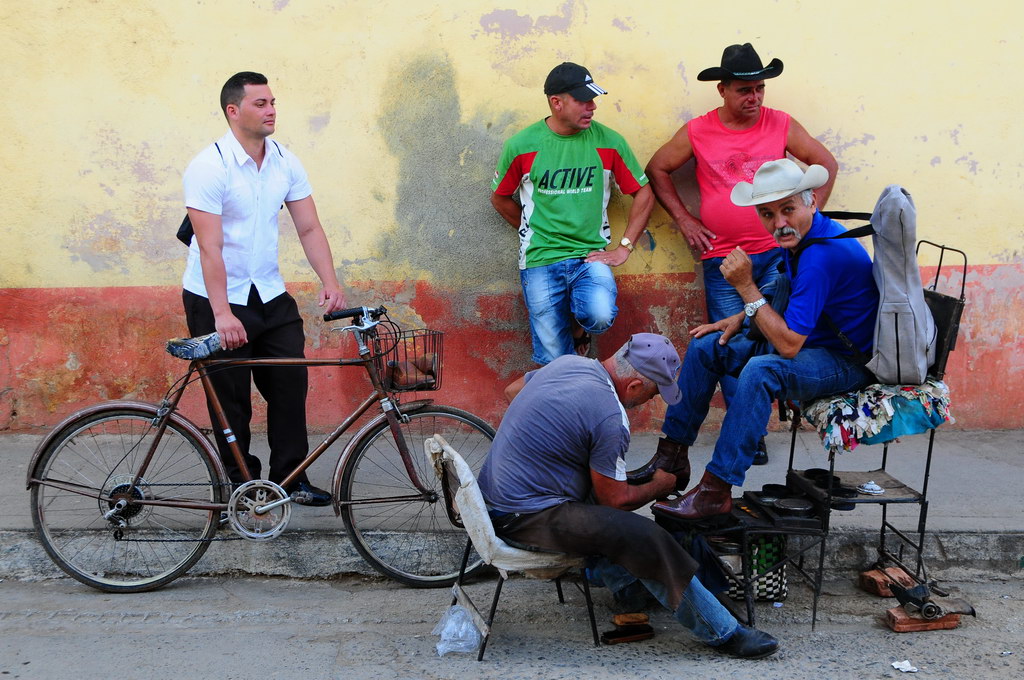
xmin=182 ymin=130 xmax=313 ymax=305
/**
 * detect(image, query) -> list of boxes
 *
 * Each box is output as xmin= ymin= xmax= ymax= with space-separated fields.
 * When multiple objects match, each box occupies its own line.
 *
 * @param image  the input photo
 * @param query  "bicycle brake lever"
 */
xmin=333 ymin=318 xmax=380 ymax=334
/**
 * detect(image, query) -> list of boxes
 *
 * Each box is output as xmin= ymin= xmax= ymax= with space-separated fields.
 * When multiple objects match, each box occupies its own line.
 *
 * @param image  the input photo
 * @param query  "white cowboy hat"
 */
xmin=731 ymin=159 xmax=829 ymax=207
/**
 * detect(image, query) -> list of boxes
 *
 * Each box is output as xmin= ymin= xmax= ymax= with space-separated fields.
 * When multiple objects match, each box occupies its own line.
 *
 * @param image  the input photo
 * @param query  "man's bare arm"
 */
xmin=786 ymin=118 xmax=839 ymax=208
xmin=286 ymin=196 xmax=346 ymax=314
xmin=503 ymin=376 xmax=526 ymax=403
xmin=720 ymin=246 xmax=808 ymax=358
xmin=645 ymin=124 xmax=716 ymax=253
xmin=591 ymin=468 xmax=675 ymax=511
xmin=491 ymin=192 xmax=522 ymax=228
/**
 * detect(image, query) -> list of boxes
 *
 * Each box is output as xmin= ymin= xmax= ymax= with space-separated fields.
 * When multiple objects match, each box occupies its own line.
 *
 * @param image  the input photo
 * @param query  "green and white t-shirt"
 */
xmin=492 ymin=119 xmax=648 ymax=269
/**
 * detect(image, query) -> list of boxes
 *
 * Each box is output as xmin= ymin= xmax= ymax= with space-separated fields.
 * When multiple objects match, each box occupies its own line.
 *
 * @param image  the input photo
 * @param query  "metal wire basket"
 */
xmin=371 ymin=327 xmax=444 ymax=392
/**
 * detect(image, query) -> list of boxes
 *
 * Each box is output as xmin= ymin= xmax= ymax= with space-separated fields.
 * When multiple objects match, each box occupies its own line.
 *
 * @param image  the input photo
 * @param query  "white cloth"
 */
xmin=182 ymin=130 xmax=312 ymax=305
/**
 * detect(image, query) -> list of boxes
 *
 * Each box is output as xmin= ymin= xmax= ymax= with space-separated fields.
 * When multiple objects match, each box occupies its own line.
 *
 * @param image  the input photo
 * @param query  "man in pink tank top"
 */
xmin=631 ymin=44 xmax=837 ymax=479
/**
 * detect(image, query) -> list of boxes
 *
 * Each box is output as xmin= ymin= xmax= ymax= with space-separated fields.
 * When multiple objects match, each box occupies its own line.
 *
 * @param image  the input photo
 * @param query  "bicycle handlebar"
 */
xmin=323 ymin=305 xmax=388 ymax=323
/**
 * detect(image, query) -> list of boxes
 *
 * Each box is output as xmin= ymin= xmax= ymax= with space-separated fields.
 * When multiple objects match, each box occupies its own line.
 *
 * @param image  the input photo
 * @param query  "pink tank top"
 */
xmin=688 ymin=107 xmax=790 ymax=259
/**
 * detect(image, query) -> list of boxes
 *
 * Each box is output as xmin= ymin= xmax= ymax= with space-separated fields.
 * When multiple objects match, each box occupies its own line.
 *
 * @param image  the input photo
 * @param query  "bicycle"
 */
xmin=26 ymin=306 xmax=496 ymax=593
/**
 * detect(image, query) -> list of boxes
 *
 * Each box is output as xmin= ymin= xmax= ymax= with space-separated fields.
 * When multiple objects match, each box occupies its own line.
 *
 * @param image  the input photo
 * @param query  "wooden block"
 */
xmin=859 ymin=567 xmax=916 ymax=597
xmin=885 ymin=606 xmax=961 ymax=632
xmin=612 ymin=613 xmax=649 ymax=627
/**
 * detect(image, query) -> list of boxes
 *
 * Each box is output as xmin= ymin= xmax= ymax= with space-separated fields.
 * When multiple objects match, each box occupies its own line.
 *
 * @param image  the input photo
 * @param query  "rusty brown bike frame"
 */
xmin=114 ymin=323 xmax=433 ymax=514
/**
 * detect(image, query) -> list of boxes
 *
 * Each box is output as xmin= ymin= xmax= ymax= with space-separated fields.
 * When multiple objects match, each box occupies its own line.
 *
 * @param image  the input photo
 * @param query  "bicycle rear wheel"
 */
xmin=339 ymin=405 xmax=495 ymax=587
xmin=30 ymin=408 xmax=221 ymax=592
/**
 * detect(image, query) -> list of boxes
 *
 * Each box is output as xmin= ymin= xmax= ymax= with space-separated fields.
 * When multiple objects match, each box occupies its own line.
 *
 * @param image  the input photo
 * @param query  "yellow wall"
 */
xmin=4 ymin=0 xmax=1021 ymax=291
xmin=2 ymin=1 xmax=1022 ymax=431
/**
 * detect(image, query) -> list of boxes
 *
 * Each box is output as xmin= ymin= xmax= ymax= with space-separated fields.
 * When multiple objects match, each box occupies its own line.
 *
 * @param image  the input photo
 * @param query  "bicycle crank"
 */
xmin=227 ymin=480 xmax=292 ymax=541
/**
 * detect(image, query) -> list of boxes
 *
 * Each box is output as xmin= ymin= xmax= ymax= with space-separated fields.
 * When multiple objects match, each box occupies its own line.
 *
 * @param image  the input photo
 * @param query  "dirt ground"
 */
xmin=0 ymin=572 xmax=1020 ymax=680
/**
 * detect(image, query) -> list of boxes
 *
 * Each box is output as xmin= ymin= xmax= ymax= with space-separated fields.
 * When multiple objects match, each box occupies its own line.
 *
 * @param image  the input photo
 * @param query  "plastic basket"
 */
xmin=718 ymin=535 xmax=789 ymax=602
xmin=371 ymin=328 xmax=444 ymax=392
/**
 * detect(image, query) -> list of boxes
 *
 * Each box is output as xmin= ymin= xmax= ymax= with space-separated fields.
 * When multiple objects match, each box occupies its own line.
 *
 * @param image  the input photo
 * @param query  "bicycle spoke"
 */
xmin=341 ymin=406 xmax=494 ymax=587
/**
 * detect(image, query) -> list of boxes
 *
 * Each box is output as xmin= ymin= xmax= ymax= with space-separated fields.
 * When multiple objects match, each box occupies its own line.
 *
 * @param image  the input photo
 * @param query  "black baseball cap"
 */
xmin=543 ymin=62 xmax=607 ymax=101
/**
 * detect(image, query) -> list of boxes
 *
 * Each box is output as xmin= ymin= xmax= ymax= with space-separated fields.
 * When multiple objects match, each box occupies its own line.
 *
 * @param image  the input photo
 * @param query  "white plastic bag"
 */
xmin=431 ymin=605 xmax=482 ymax=656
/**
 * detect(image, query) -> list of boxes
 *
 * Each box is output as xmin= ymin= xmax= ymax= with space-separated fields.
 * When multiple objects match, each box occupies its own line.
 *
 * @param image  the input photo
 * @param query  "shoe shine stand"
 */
xmin=657 ymin=241 xmax=966 ymax=629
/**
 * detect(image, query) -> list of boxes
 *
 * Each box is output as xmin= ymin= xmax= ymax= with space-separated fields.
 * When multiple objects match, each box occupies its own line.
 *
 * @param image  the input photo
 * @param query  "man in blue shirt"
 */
xmin=653 ymin=159 xmax=879 ymax=521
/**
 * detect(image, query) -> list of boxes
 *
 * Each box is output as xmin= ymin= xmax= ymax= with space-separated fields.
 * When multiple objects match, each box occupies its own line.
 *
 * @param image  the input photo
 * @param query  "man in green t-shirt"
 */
xmin=491 ymin=62 xmax=654 ymax=364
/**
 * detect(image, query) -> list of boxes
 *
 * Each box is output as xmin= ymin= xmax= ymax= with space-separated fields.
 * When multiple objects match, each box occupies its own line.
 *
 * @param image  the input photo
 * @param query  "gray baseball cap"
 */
xmin=623 ymin=333 xmax=682 ymax=405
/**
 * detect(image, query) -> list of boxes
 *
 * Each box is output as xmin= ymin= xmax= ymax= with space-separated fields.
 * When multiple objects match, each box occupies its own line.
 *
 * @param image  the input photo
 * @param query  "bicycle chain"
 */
xmin=135 ymin=482 xmax=235 ymax=487
xmin=111 ymin=479 xmax=238 ymax=542
xmin=115 ymin=535 xmax=243 ymax=543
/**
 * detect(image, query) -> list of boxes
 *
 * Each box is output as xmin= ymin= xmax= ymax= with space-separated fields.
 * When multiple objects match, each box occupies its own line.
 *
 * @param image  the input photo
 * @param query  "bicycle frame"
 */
xmin=27 ymin=321 xmax=435 ymax=513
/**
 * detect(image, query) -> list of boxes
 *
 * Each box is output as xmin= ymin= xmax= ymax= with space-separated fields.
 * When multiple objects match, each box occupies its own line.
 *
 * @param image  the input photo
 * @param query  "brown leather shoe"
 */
xmin=626 ymin=438 xmax=690 ymax=490
xmin=651 ymin=470 xmax=732 ymax=520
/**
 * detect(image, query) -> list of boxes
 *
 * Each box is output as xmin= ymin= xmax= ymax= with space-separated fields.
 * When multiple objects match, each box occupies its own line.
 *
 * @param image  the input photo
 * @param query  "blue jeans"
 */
xmin=702 ymin=248 xmax=783 ymax=409
xmin=663 ymin=333 xmax=874 ymax=486
xmin=590 ymin=559 xmax=738 ymax=645
xmin=520 ymin=259 xmax=617 ymax=365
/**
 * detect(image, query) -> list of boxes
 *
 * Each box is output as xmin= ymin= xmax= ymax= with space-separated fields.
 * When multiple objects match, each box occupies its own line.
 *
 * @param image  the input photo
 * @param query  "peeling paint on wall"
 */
xmin=0 ymin=265 xmax=1021 ymax=432
xmin=478 ymin=1 xmax=578 ymax=40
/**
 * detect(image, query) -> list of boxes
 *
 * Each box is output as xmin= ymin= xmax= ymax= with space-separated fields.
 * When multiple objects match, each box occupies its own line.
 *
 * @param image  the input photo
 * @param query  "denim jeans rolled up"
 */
xmin=520 ymin=258 xmax=617 ymax=365
xmin=663 ymin=332 xmax=874 ymax=486
xmin=589 ymin=558 xmax=738 ymax=645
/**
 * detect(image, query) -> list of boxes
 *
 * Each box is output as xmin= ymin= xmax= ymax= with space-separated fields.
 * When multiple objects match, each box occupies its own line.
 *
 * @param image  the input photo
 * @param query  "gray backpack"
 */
xmin=805 ymin=186 xmax=937 ymax=384
xmin=863 ymin=185 xmax=937 ymax=384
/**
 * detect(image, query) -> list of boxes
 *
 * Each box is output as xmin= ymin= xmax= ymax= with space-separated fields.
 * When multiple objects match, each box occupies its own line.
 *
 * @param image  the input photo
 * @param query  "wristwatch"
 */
xmin=619 ymin=237 xmax=634 ymax=252
xmin=744 ymin=297 xmax=768 ymax=317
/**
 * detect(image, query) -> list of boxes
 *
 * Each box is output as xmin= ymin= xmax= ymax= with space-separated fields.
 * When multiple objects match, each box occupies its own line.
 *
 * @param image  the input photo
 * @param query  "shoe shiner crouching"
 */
xmin=478 ymin=334 xmax=779 ymax=658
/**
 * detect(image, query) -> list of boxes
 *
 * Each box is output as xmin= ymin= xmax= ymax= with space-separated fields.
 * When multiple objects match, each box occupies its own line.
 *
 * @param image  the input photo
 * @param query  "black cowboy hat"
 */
xmin=697 ymin=43 xmax=784 ymax=82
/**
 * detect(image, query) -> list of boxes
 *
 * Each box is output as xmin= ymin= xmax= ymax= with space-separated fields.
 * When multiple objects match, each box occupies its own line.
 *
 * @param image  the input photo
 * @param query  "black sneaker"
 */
xmin=752 ymin=438 xmax=769 ymax=466
xmin=289 ymin=481 xmax=332 ymax=507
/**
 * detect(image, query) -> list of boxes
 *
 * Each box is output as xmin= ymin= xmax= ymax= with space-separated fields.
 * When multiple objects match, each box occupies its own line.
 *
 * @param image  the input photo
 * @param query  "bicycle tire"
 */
xmin=30 ymin=408 xmax=221 ymax=592
xmin=339 ymin=405 xmax=495 ymax=587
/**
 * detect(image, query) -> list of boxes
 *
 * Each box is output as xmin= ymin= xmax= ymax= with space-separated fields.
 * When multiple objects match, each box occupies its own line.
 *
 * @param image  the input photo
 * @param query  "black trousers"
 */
xmin=183 ymin=286 xmax=309 ymax=486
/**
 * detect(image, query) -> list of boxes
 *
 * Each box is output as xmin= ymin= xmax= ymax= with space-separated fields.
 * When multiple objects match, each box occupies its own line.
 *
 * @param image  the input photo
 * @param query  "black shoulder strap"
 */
xmin=821 ymin=210 xmax=871 ymax=221
xmin=176 ymin=142 xmax=228 ymax=246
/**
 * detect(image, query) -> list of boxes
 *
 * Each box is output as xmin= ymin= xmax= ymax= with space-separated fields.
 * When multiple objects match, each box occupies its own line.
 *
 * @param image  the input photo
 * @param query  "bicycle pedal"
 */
xmin=166 ymin=332 xmax=222 ymax=360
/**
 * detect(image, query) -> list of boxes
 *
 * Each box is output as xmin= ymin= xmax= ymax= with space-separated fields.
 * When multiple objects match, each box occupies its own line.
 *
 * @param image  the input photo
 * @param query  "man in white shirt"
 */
xmin=182 ymin=71 xmax=345 ymax=505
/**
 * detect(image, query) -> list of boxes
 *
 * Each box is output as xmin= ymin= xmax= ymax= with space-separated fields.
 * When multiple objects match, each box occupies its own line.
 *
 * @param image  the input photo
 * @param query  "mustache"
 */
xmin=773 ymin=226 xmax=801 ymax=242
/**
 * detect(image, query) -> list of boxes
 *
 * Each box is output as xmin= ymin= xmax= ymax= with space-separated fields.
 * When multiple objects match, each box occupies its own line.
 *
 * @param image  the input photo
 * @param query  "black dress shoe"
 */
xmin=752 ymin=437 xmax=769 ymax=466
xmin=714 ymin=624 xmax=779 ymax=659
xmin=289 ymin=481 xmax=332 ymax=507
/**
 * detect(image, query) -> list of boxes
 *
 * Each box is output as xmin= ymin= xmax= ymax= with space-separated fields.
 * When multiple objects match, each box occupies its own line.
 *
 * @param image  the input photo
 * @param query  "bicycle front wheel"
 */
xmin=340 ymin=405 xmax=495 ymax=587
xmin=30 ymin=408 xmax=221 ymax=592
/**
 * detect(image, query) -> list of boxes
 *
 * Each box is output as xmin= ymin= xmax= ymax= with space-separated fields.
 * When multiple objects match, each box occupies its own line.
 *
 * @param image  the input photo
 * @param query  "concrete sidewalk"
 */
xmin=3 ymin=428 xmax=1022 ymax=582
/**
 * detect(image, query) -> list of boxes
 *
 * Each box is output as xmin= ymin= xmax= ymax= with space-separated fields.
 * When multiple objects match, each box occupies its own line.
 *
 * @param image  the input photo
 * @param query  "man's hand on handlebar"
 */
xmin=323 ymin=305 xmax=388 ymax=323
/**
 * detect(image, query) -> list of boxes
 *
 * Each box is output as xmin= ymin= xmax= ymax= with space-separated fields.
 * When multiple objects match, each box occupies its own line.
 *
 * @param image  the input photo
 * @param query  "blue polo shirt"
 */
xmin=783 ymin=212 xmax=879 ymax=355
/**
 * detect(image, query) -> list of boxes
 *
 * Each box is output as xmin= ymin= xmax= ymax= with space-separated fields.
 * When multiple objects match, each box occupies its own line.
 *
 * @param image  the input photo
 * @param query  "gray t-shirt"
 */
xmin=478 ymin=355 xmax=630 ymax=514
